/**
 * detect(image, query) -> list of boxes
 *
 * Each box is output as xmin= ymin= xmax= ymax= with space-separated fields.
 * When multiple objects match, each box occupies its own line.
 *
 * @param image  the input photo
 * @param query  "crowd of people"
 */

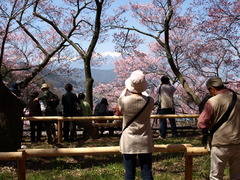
xmin=24 ymin=83 xmax=95 ymax=143
xmin=118 ymin=71 xmax=240 ymax=180
xmin=9 ymin=74 xmax=178 ymax=145
xmin=8 ymin=71 xmax=240 ymax=180
xmin=9 ymin=81 xmax=116 ymax=143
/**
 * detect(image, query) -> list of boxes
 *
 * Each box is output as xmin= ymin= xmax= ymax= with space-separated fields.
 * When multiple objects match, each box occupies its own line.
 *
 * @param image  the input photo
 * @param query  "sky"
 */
xmin=95 ymin=0 xmax=150 ymax=69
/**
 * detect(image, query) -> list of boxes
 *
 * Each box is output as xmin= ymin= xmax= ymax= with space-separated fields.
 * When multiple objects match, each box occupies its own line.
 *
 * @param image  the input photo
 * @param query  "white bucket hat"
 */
xmin=125 ymin=70 xmax=148 ymax=93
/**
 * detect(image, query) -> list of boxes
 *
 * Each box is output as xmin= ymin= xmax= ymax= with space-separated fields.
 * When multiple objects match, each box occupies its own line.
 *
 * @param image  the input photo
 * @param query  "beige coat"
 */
xmin=157 ymin=84 xmax=176 ymax=109
xmin=118 ymin=94 xmax=154 ymax=154
xmin=209 ymin=91 xmax=240 ymax=146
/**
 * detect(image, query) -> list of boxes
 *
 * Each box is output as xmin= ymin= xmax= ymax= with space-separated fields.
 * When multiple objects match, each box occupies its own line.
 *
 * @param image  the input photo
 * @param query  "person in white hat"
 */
xmin=118 ymin=70 xmax=154 ymax=180
xmin=41 ymin=83 xmax=49 ymax=89
xmin=38 ymin=83 xmax=58 ymax=143
xmin=198 ymin=77 xmax=240 ymax=179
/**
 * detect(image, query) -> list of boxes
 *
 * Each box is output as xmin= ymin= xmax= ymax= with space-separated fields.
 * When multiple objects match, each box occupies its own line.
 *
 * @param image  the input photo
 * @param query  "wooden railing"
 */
xmin=8 ymin=114 xmax=205 ymax=179
xmin=22 ymin=114 xmax=199 ymax=143
xmin=0 ymin=151 xmax=27 ymax=180
xmin=0 ymin=144 xmax=210 ymax=180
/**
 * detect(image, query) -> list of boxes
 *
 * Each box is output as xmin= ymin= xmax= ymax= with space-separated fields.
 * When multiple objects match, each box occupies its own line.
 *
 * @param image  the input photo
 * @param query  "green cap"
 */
xmin=206 ymin=77 xmax=223 ymax=89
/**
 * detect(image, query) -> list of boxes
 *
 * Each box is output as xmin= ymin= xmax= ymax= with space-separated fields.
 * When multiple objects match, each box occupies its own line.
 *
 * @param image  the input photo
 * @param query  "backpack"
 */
xmin=75 ymin=101 xmax=83 ymax=116
xmin=48 ymin=92 xmax=60 ymax=107
xmin=157 ymin=85 xmax=162 ymax=109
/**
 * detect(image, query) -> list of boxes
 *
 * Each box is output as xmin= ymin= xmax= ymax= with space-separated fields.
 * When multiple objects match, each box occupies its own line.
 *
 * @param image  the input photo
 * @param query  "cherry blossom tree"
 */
xmin=0 ymin=0 xmax=114 ymax=151
xmin=0 ymin=0 xmax=75 ymax=151
xmin=192 ymin=0 xmax=239 ymax=58
xmin=110 ymin=0 xmax=202 ymax=107
xmin=190 ymin=0 xmax=240 ymax=83
xmin=95 ymin=0 xmax=239 ymax=113
xmin=32 ymin=0 xmax=117 ymax=107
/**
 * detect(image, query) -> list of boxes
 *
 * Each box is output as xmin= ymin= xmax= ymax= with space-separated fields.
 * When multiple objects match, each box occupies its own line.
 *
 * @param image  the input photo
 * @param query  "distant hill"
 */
xmin=91 ymin=69 xmax=117 ymax=83
xmin=43 ymin=68 xmax=116 ymax=93
xmin=70 ymin=68 xmax=117 ymax=83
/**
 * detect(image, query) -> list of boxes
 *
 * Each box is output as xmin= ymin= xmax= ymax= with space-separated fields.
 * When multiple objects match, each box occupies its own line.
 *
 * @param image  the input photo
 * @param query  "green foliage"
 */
xmin=0 ymin=172 xmax=15 ymax=180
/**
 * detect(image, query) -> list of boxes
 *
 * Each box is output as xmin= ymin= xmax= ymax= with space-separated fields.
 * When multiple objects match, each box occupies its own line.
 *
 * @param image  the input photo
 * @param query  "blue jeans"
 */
xmin=158 ymin=108 xmax=177 ymax=138
xmin=123 ymin=153 xmax=153 ymax=180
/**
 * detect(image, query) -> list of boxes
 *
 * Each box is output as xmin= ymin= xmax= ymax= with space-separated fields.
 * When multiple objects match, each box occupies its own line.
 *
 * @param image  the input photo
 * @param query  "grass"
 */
xmin=0 ymin=130 xmax=220 ymax=180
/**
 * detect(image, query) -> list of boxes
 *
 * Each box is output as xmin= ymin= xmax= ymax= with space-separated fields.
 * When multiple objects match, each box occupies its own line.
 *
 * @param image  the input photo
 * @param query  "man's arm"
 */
xmin=118 ymin=88 xmax=128 ymax=112
xmin=198 ymin=101 xmax=214 ymax=129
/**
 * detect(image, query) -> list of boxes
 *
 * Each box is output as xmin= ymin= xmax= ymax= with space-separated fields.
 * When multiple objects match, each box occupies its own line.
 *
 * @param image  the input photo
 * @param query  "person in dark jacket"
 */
xmin=27 ymin=91 xmax=43 ymax=142
xmin=94 ymin=98 xmax=109 ymax=135
xmin=94 ymin=98 xmax=109 ymax=123
xmin=62 ymin=83 xmax=79 ymax=141
xmin=9 ymin=82 xmax=21 ymax=97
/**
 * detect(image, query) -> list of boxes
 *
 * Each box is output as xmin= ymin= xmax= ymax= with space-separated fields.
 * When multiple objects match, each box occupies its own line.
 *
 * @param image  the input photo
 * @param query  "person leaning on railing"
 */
xmin=156 ymin=75 xmax=177 ymax=139
xmin=62 ymin=83 xmax=79 ymax=142
xmin=78 ymin=93 xmax=93 ymax=140
xmin=198 ymin=77 xmax=240 ymax=180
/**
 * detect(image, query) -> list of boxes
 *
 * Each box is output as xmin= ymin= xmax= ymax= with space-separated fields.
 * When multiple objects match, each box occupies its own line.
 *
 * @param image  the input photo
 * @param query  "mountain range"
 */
xmin=44 ymin=68 xmax=116 ymax=93
xmin=43 ymin=53 xmax=119 ymax=93
xmin=85 ymin=69 xmax=117 ymax=83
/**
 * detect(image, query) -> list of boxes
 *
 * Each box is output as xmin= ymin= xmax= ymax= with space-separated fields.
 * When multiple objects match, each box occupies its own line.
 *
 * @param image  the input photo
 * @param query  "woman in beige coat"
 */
xmin=118 ymin=70 xmax=154 ymax=180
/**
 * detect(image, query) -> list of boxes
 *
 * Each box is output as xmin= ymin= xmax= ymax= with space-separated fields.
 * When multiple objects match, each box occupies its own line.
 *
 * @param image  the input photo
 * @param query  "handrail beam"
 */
xmin=18 ymin=144 xmax=192 ymax=157
xmin=22 ymin=114 xmax=199 ymax=122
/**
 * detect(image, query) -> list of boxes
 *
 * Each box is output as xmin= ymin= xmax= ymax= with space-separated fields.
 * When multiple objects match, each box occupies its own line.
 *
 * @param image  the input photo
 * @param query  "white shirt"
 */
xmin=156 ymin=84 xmax=176 ymax=109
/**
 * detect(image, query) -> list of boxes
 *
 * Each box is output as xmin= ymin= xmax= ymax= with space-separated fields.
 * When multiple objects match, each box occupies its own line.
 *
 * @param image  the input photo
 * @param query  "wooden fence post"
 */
xmin=185 ymin=155 xmax=193 ymax=180
xmin=58 ymin=120 xmax=62 ymax=143
xmin=185 ymin=147 xmax=209 ymax=180
xmin=17 ymin=151 xmax=27 ymax=180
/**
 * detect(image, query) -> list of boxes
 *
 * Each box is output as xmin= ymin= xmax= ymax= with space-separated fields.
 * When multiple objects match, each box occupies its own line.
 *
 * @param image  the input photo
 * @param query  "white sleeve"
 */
xmin=119 ymin=88 xmax=128 ymax=97
xmin=155 ymin=85 xmax=160 ymax=94
xmin=142 ymin=91 xmax=149 ymax=96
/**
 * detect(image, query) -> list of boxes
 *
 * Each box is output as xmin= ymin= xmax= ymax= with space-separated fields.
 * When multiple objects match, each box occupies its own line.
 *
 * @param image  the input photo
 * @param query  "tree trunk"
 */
xmin=0 ymin=81 xmax=24 ymax=152
xmin=84 ymin=60 xmax=94 ymax=109
xmin=164 ymin=0 xmax=201 ymax=106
